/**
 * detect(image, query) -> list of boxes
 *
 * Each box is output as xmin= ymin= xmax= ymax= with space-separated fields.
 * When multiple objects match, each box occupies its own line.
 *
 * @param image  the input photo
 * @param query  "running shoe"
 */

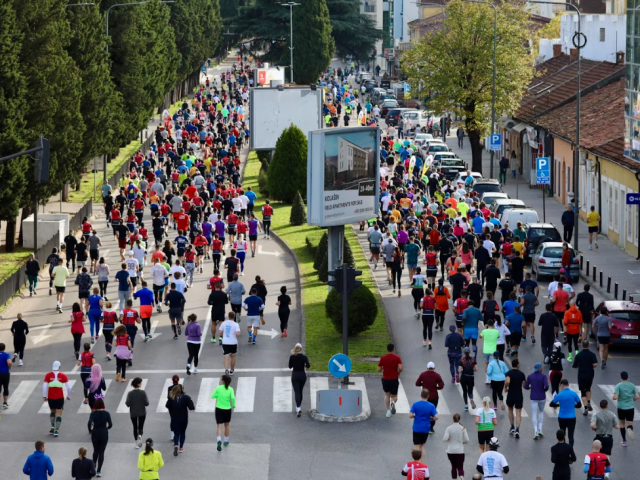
xmin=534 ymin=432 xmax=539 ymax=440
xmin=179 ymin=448 xmax=184 ymax=453
xmin=137 ymin=435 xmax=142 ymax=448
xmin=193 ymin=367 xmax=198 ymax=374
xmin=283 ymin=329 xmax=287 ymax=337
xmin=567 ymin=354 xmax=573 ymax=362
xmin=515 ymin=431 xmax=520 ymax=439
xmin=464 ymin=405 xmax=469 ymax=411
xmin=587 ymin=403 xmax=593 ymax=411
xmin=217 ymin=441 xmax=222 ymax=451
xmin=628 ymin=427 xmax=635 ymax=441
xmin=225 ymin=369 xmax=230 ymax=376
xmin=428 ymin=343 xmax=432 ymax=350
xmin=391 ymin=401 xmax=396 ymax=415
xmin=385 ymin=410 xmax=391 ymax=418
xmin=621 ymin=441 xmax=628 ymax=447
xmin=223 ymin=441 xmax=229 ymax=447
xmin=2 ymin=402 xmax=8 ymax=409
xmin=186 ymin=364 xmax=191 ymax=375
xmin=252 ymin=339 xmax=256 ymax=345
xmin=174 ymin=446 xmax=179 ymax=456
xmin=49 ymin=427 xmax=55 ymax=434
xmin=423 ymin=340 xmax=427 ymax=347
xmin=53 ymin=430 xmax=59 ymax=437
xmin=583 ymin=408 xmax=589 ymax=416
xmin=509 ymin=427 xmax=515 ymax=435
xmin=211 ymin=337 xmax=216 ymax=343
xmin=115 ymin=372 xmax=121 ymax=382
xmin=12 ymin=353 xmax=17 ymax=361
xmin=96 ymin=473 xmax=102 ymax=478
xmin=451 ymin=376 xmax=455 ymax=384
xmin=18 ymin=359 xmax=23 ymax=366
xmin=229 ymin=370 xmax=234 ymax=376
xmin=531 ymin=336 xmax=536 ymax=344
xmin=538 ymin=431 xmax=544 ymax=438
xmin=455 ymin=374 xmax=460 ymax=383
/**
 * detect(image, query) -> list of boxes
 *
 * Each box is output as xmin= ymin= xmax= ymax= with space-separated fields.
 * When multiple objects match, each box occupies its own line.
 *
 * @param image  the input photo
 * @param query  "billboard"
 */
xmin=307 ymin=127 xmax=380 ymax=227
xmin=255 ymin=67 xmax=285 ymax=86
xmin=250 ymin=87 xmax=323 ymax=150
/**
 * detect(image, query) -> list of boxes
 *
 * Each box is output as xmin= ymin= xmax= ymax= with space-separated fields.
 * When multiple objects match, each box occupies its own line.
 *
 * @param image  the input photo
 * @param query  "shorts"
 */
xmin=222 ymin=344 xmax=238 ymax=355
xmin=483 ymin=353 xmax=492 ymax=364
xmin=506 ymin=397 xmax=523 ymax=410
xmin=231 ymin=303 xmax=242 ymax=314
xmin=510 ymin=331 xmax=522 ymax=347
xmin=78 ymin=291 xmax=89 ymax=299
xmin=90 ymin=250 xmax=99 ymax=261
xmin=426 ymin=266 xmax=438 ymax=278
xmin=215 ymin=407 xmax=232 ymax=424
xmin=595 ymin=435 xmax=613 ymax=455
xmin=196 ymin=247 xmax=204 ymax=256
xmin=588 ymin=226 xmax=599 ymax=233
xmin=381 ymin=378 xmax=399 ymax=395
xmin=370 ymin=246 xmax=380 ymax=255
xmin=140 ymin=305 xmax=153 ymax=319
xmin=55 ymin=286 xmax=66 ymax=293
xmin=77 ymin=260 xmax=87 ymax=268
xmin=464 ymin=329 xmax=479 ymax=340
xmin=249 ymin=235 xmax=257 ymax=241
xmin=413 ymin=431 xmax=429 ymax=446
xmin=524 ymin=313 xmax=536 ymax=324
xmin=477 ymin=430 xmax=493 ymax=445
xmin=0 ymin=372 xmax=9 ymax=395
xmin=227 ymin=228 xmax=236 ymax=236
xmin=177 ymin=248 xmax=185 ymax=258
xmin=168 ymin=308 xmax=183 ymax=321
xmin=47 ymin=398 xmax=64 ymax=410
xmin=597 ymin=336 xmax=610 ymax=345
xmin=118 ymin=239 xmax=127 ymax=249
xmin=130 ymin=277 xmax=138 ymax=287
xmin=618 ymin=408 xmax=635 ymax=422
xmin=578 ymin=377 xmax=593 ymax=394
xmin=455 ymin=319 xmax=463 ymax=330
xmin=246 ymin=315 xmax=261 ymax=328
xmin=408 ymin=264 xmax=417 ymax=270
xmin=385 ymin=261 xmax=393 ymax=269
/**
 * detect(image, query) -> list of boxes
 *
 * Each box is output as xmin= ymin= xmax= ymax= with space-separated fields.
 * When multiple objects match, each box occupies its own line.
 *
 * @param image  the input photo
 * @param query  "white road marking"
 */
xmin=77 ymin=379 xmax=112 ymax=414
xmin=256 ymin=328 xmax=278 ymax=339
xmin=235 ymin=376 xmax=256 ymax=412
xmin=10 ymin=368 xmax=290 ymax=376
xmin=116 ymin=378 xmax=147 ymax=413
xmin=4 ymin=380 xmax=39 ymax=414
xmin=257 ymin=245 xmax=280 ymax=257
xmin=310 ymin=377 xmax=328 ymax=411
xmin=38 ymin=380 xmax=76 ymax=414
xmin=199 ymin=308 xmax=212 ymax=360
xmin=156 ymin=378 xmax=173 ymax=413
xmin=139 ymin=320 xmax=161 ymax=340
xmin=196 ymin=377 xmax=217 ymax=412
xmin=598 ymin=384 xmax=640 ymax=416
xmin=30 ymin=324 xmax=52 ymax=345
xmin=394 ymin=380 xmax=411 ymax=414
xmin=273 ymin=376 xmax=293 ymax=412
xmin=570 ymin=383 xmax=599 ymax=413
xmin=348 ymin=376 xmax=371 ymax=414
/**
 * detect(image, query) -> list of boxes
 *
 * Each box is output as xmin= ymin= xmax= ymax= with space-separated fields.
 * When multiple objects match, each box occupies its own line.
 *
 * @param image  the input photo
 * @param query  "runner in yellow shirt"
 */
xmin=445 ymin=206 xmax=457 ymax=219
xmin=457 ymin=201 xmax=470 ymax=218
xmin=512 ymin=238 xmax=524 ymax=255
xmin=587 ymin=205 xmax=600 ymax=250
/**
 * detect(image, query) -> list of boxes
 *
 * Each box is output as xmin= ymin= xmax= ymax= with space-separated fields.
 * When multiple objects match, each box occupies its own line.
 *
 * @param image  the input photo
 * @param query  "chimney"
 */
xmin=553 ymin=44 xmax=562 ymax=58
xmin=570 ymin=48 xmax=578 ymax=63
xmin=617 ymin=51 xmax=625 ymax=65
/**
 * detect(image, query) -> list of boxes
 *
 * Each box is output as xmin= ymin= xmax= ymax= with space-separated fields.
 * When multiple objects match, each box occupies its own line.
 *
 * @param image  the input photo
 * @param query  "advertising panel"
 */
xmin=255 ymin=67 xmax=286 ymax=86
xmin=307 ymin=127 xmax=380 ymax=227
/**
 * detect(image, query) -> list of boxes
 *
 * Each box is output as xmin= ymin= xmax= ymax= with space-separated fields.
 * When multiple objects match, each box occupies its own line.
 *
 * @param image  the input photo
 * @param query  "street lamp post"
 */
xmin=528 ymin=1 xmax=583 ymax=250
xmin=281 ymin=2 xmax=300 ymax=84
xmin=460 ymin=0 xmax=497 ymax=179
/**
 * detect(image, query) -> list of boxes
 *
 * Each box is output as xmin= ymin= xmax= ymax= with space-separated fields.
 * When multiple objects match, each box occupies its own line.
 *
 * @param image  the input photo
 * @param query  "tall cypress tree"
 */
xmin=66 ymin=3 xmax=125 ymax=173
xmin=268 ymin=124 xmax=307 ymax=202
xmin=14 ymin=0 xmax=85 ymax=203
xmin=0 ymin=2 xmax=28 ymax=251
xmin=290 ymin=0 xmax=334 ymax=84
xmin=326 ymin=0 xmax=382 ymax=62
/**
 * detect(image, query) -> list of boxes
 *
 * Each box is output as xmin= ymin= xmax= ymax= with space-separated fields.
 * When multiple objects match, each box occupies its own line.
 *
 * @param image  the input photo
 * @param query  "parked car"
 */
xmin=594 ymin=301 xmax=640 ymax=346
xmin=385 ymin=107 xmax=412 ymax=126
xmin=359 ymin=72 xmax=373 ymax=84
xmin=481 ymin=192 xmax=509 ymax=206
xmin=431 ymin=152 xmax=459 ymax=165
xmin=401 ymin=110 xmax=429 ymax=131
xmin=523 ymin=223 xmax=562 ymax=260
xmin=427 ymin=143 xmax=451 ymax=155
xmin=413 ymin=133 xmax=435 ymax=146
xmin=380 ymin=100 xmax=400 ymax=118
xmin=472 ymin=179 xmax=502 ymax=197
xmin=363 ymin=80 xmax=378 ymax=93
xmin=531 ymin=241 xmax=580 ymax=281
xmin=451 ymin=171 xmax=483 ymax=187
xmin=437 ymin=158 xmax=467 ymax=180
xmin=489 ymin=199 xmax=526 ymax=218
xmin=501 ymin=208 xmax=539 ymax=228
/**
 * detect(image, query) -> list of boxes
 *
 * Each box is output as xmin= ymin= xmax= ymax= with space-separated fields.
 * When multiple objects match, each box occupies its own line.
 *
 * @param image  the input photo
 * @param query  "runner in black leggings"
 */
xmin=289 ymin=344 xmax=310 ymax=417
xmin=88 ymin=398 xmax=112 ymax=476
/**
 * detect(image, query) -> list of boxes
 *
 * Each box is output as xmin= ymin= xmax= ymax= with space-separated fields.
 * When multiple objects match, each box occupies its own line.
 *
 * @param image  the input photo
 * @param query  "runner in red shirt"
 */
xmin=377 ymin=343 xmax=403 ymax=418
xmin=176 ymin=209 xmax=190 ymax=232
xmin=43 ymin=361 xmax=72 ymax=436
xmin=402 ymin=449 xmax=430 ymax=479
xmin=193 ymin=232 xmax=208 ymax=273
xmin=120 ymin=300 xmax=141 ymax=347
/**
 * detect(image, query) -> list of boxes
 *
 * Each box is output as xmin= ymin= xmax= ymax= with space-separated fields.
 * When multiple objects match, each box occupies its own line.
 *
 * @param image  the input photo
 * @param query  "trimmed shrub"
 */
xmin=325 ymin=285 xmax=378 ymax=336
xmin=289 ymin=191 xmax=307 ymax=226
xmin=268 ymin=124 xmax=308 ymax=202
xmin=317 ymin=251 xmax=329 ymax=282
xmin=314 ymin=231 xmax=328 ymax=270
xmin=258 ymin=170 xmax=269 ymax=196
xmin=343 ymin=236 xmax=355 ymax=268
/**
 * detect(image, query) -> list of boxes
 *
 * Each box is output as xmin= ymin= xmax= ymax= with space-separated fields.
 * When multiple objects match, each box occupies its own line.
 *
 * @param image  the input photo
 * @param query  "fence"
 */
xmin=0 ymin=231 xmax=60 ymax=315
xmin=579 ymin=254 xmax=639 ymax=302
xmin=69 ymin=199 xmax=93 ymax=233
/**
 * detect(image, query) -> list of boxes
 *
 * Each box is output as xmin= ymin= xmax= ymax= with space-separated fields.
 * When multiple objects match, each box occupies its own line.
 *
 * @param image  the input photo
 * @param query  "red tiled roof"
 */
xmin=589 ymin=137 xmax=640 ymax=171
xmin=515 ymin=58 xmax=623 ymax=121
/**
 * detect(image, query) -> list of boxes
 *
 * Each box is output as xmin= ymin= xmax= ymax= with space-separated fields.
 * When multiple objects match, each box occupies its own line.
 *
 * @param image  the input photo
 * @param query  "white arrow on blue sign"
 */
xmin=627 ymin=193 xmax=640 ymax=205
xmin=536 ymin=157 xmax=550 ymax=185
xmin=328 ymin=353 xmax=352 ymax=378
xmin=489 ymin=134 xmax=501 ymax=151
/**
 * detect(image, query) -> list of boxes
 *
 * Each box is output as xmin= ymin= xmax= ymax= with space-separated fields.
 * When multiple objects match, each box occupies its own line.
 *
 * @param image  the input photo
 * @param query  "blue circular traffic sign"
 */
xmin=328 ymin=353 xmax=352 ymax=378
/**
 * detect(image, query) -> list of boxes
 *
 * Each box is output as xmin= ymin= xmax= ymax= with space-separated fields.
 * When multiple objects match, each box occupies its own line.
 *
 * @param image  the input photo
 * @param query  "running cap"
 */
xmin=128 ymin=251 xmax=134 ymax=256
xmin=52 ymin=361 xmax=61 ymax=371
xmin=489 ymin=437 xmax=499 ymax=446
xmin=554 ymin=341 xmax=562 ymax=348
xmin=427 ymin=362 xmax=435 ymax=369
xmin=295 ymin=343 xmax=302 ymax=349
xmin=534 ymin=362 xmax=543 ymax=371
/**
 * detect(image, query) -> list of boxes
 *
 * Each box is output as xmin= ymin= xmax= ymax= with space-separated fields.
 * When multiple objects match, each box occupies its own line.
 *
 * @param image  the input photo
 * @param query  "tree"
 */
xmin=401 ymin=0 xmax=534 ymax=173
xmin=14 ymin=0 xmax=85 ymax=206
xmin=289 ymin=191 xmax=307 ymax=226
xmin=268 ymin=125 xmax=307 ymax=202
xmin=291 ymin=0 xmax=334 ymax=84
xmin=326 ymin=0 xmax=382 ymax=62
xmin=66 ymin=3 xmax=125 ymax=185
xmin=314 ymin=231 xmax=328 ymax=270
xmin=0 ymin=2 xmax=28 ymax=251
xmin=325 ymin=285 xmax=378 ymax=336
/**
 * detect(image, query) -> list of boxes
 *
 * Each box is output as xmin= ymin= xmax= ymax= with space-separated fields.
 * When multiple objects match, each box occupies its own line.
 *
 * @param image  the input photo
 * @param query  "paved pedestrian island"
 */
xmin=2 ymin=442 xmax=270 ymax=479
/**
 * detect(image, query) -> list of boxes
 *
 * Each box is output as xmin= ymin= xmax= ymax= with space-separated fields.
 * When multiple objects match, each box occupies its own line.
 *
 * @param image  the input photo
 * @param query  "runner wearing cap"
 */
xmin=476 ymin=437 xmax=509 ymax=480
xmin=415 ymin=362 xmax=444 ymax=433
xmin=43 ymin=361 xmax=72 ymax=437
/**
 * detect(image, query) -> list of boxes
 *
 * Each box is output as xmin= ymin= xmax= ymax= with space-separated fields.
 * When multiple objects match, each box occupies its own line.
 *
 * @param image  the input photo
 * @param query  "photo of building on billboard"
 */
xmin=324 ymin=130 xmax=377 ymax=194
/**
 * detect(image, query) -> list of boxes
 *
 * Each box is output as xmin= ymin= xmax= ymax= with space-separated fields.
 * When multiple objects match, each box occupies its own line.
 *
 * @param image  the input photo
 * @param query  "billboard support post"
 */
xmin=327 ymin=226 xmax=344 ymax=292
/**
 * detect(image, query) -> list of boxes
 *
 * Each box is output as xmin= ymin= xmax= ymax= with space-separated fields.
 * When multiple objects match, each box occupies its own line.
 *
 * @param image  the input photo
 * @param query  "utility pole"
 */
xmin=281 ymin=2 xmax=300 ymax=84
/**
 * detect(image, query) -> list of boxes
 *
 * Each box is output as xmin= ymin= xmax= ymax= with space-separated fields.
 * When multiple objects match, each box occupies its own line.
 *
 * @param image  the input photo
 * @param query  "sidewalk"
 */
xmin=447 ymin=137 xmax=640 ymax=301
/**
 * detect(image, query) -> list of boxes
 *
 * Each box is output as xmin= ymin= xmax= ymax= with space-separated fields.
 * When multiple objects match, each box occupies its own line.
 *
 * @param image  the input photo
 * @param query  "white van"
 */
xmin=401 ymin=110 xmax=429 ymax=131
xmin=489 ymin=199 xmax=525 ymax=217
xmin=501 ymin=208 xmax=539 ymax=227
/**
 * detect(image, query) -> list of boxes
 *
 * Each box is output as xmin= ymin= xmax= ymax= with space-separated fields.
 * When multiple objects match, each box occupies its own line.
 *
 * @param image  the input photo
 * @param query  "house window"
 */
xmin=627 ymin=187 xmax=634 ymax=242
xmin=608 ymin=183 xmax=614 ymax=230
xmin=600 ymin=28 xmax=605 ymax=42
xmin=614 ymin=186 xmax=619 ymax=232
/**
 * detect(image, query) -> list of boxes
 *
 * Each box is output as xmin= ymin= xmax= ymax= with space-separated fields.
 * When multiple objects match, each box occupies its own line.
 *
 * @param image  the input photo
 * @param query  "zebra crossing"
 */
xmin=2 ymin=375 xmax=634 ymax=418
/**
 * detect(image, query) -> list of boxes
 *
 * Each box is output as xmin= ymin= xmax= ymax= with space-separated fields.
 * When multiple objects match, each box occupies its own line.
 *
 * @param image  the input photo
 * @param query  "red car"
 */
xmin=594 ymin=301 xmax=640 ymax=346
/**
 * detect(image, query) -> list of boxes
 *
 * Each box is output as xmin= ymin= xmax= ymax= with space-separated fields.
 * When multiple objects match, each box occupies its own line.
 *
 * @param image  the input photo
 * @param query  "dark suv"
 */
xmin=524 ymin=223 xmax=562 ymax=261
xmin=472 ymin=179 xmax=502 ymax=196
xmin=386 ymin=108 xmax=411 ymax=126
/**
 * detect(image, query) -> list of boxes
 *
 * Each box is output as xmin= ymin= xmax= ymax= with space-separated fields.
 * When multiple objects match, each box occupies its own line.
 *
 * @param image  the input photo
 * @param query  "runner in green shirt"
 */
xmin=613 ymin=371 xmax=640 ymax=445
xmin=211 ymin=374 xmax=236 ymax=451
xmin=51 ymin=259 xmax=70 ymax=313
xmin=404 ymin=238 xmax=421 ymax=283
xmin=480 ymin=319 xmax=500 ymax=385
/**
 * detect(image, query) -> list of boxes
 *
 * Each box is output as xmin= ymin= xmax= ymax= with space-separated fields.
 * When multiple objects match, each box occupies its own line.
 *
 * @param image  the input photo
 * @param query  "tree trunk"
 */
xmin=18 ymin=205 xmax=33 ymax=247
xmin=62 ymin=183 xmax=70 ymax=202
xmin=4 ymin=219 xmax=17 ymax=252
xmin=467 ymin=126 xmax=484 ymax=176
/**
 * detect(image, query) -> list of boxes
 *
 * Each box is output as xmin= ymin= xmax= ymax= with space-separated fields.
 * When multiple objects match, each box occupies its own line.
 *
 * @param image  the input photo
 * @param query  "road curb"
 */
xmin=309 ymin=408 xmax=371 ymax=423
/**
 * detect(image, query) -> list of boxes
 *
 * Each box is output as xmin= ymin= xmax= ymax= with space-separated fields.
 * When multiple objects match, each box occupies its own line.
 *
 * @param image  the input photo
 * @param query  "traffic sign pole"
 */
xmin=342 ymin=263 xmax=350 ymax=385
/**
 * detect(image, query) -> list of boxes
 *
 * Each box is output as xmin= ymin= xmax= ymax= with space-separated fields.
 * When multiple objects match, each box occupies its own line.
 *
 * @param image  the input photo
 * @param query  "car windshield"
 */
xmin=474 ymin=184 xmax=501 ymax=194
xmin=383 ymin=102 xmax=397 ymax=107
xmin=430 ymin=145 xmax=448 ymax=152
xmin=497 ymin=204 xmax=522 ymax=215
xmin=441 ymin=159 xmax=464 ymax=167
xmin=529 ymin=228 xmax=561 ymax=241
xmin=610 ymin=312 xmax=640 ymax=322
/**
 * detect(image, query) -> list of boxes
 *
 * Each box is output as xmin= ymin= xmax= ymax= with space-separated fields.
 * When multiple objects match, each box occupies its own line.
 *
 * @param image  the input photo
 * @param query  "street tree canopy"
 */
xmin=326 ymin=0 xmax=382 ymax=62
xmin=401 ymin=0 xmax=535 ymax=173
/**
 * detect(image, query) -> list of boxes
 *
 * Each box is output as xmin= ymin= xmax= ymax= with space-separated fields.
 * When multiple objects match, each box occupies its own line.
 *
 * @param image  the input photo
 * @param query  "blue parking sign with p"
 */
xmin=536 ymin=157 xmax=550 ymax=185
xmin=489 ymin=134 xmax=501 ymax=151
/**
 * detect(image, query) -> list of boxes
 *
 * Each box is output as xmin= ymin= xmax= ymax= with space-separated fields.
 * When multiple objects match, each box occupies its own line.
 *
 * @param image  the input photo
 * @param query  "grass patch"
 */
xmin=244 ymin=152 xmax=390 ymax=373
xmin=0 ymin=248 xmax=32 ymax=283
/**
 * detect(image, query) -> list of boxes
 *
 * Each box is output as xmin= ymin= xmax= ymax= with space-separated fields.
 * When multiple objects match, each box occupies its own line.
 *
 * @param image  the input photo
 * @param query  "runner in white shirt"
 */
xmin=220 ymin=312 xmax=241 ymax=375
xmin=231 ymin=195 xmax=242 ymax=213
xmin=132 ymin=243 xmax=147 ymax=275
xmin=483 ymin=238 xmax=496 ymax=256
xmin=548 ymin=278 xmax=559 ymax=297
xmin=169 ymin=261 xmax=187 ymax=280
xmin=476 ymin=437 xmax=509 ymax=480
xmin=381 ymin=195 xmax=391 ymax=213
xmin=238 ymin=194 xmax=249 ymax=218
xmin=209 ymin=211 xmax=219 ymax=224
xmin=150 ymin=259 xmax=168 ymax=312
xmin=125 ymin=252 xmax=140 ymax=292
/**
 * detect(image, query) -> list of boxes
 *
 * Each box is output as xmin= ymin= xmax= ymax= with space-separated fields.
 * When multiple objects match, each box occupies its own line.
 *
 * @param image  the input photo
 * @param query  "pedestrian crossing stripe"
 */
xmin=3 ymin=377 xmax=634 ymax=417
xmin=453 ymin=384 xmax=528 ymax=417
xmin=37 ymin=380 xmax=76 ymax=414
xmin=597 ymin=385 xmax=640 ymax=417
